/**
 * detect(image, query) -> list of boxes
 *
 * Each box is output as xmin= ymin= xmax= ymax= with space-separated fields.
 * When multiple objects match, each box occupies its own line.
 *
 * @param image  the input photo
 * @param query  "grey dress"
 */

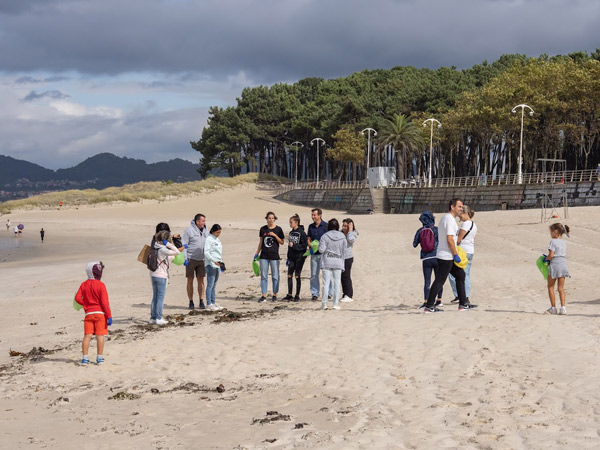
xmin=548 ymin=238 xmax=570 ymax=278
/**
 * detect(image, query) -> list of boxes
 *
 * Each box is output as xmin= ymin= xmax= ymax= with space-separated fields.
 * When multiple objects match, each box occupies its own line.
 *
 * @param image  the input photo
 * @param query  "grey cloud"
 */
xmin=22 ymin=90 xmax=71 ymax=101
xmin=15 ymin=75 xmax=69 ymax=84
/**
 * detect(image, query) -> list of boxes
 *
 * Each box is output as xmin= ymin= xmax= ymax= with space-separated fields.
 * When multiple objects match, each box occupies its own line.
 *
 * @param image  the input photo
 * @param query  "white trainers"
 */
xmin=155 ymin=318 xmax=169 ymax=325
xmin=207 ymin=304 xmax=217 ymax=311
xmin=320 ymin=304 xmax=328 ymax=310
xmin=340 ymin=296 xmax=353 ymax=303
xmin=214 ymin=304 xmax=224 ymax=311
xmin=558 ymin=306 xmax=567 ymax=315
xmin=149 ymin=319 xmax=156 ymax=324
xmin=545 ymin=307 xmax=557 ymax=315
xmin=332 ymin=305 xmax=341 ymax=310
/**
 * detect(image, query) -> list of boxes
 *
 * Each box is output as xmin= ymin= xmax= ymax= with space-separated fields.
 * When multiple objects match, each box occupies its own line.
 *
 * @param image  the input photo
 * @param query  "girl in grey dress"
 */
xmin=544 ymin=223 xmax=570 ymax=315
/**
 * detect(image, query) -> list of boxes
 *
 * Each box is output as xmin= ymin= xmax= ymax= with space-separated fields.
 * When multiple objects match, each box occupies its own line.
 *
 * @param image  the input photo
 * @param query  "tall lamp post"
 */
xmin=361 ymin=128 xmax=377 ymax=172
xmin=511 ymin=104 xmax=534 ymax=185
xmin=310 ymin=138 xmax=325 ymax=185
xmin=291 ymin=141 xmax=304 ymax=188
xmin=422 ymin=118 xmax=441 ymax=187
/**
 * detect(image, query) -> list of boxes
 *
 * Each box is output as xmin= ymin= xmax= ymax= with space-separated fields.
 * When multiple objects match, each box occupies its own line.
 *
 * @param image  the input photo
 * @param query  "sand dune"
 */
xmin=1 ymin=184 xmax=599 ymax=449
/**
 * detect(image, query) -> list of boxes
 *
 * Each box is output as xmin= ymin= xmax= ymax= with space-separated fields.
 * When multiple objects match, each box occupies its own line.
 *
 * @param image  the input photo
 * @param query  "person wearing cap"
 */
xmin=74 ymin=262 xmax=112 ymax=365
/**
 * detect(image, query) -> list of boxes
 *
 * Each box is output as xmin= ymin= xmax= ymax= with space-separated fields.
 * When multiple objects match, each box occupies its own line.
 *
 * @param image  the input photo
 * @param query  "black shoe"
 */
xmin=458 ymin=302 xmax=477 ymax=311
xmin=271 ymin=295 xmax=278 ymax=302
xmin=283 ymin=294 xmax=293 ymax=301
xmin=450 ymin=297 xmax=460 ymax=304
xmin=419 ymin=302 xmax=427 ymax=309
xmin=293 ymin=296 xmax=300 ymax=302
xmin=198 ymin=300 xmax=206 ymax=310
xmin=423 ymin=306 xmax=443 ymax=313
xmin=188 ymin=300 xmax=195 ymax=310
xmin=434 ymin=300 xmax=443 ymax=307
xmin=311 ymin=295 xmax=318 ymax=301
xmin=328 ymin=296 xmax=332 ymax=300
xmin=258 ymin=296 xmax=267 ymax=303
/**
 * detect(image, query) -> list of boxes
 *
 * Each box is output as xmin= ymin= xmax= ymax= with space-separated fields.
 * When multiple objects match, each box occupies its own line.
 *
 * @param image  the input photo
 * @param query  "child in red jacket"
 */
xmin=74 ymin=262 xmax=112 ymax=365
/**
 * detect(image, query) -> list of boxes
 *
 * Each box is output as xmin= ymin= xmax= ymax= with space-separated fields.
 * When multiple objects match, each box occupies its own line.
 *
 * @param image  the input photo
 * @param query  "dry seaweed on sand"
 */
xmin=252 ymin=411 xmax=292 ymax=425
xmin=108 ymin=391 xmax=142 ymax=400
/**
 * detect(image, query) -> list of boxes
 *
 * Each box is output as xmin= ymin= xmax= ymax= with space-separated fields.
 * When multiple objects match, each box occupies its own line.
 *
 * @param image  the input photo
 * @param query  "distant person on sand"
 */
xmin=307 ymin=208 xmax=331 ymax=301
xmin=6 ymin=219 xmax=9 ymax=231
xmin=14 ymin=226 xmax=18 ymax=237
xmin=318 ymin=218 xmax=347 ymax=310
xmin=284 ymin=213 xmax=307 ymax=301
xmin=149 ymin=230 xmax=181 ymax=325
xmin=341 ymin=218 xmax=358 ymax=303
xmin=183 ymin=214 xmax=208 ymax=310
xmin=544 ymin=223 xmax=571 ymax=315
xmin=423 ymin=198 xmax=477 ymax=313
xmin=40 ymin=228 xmax=45 ymax=243
xmin=255 ymin=211 xmax=285 ymax=302
xmin=74 ymin=262 xmax=112 ymax=365
xmin=204 ymin=224 xmax=224 ymax=311
xmin=413 ymin=211 xmax=443 ymax=309
xmin=449 ymin=205 xmax=477 ymax=304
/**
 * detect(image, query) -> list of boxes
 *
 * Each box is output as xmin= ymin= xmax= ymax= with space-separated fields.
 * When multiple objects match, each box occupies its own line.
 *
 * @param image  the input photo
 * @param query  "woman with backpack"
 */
xmin=149 ymin=230 xmax=181 ymax=325
xmin=413 ymin=211 xmax=443 ymax=309
xmin=449 ymin=205 xmax=477 ymax=304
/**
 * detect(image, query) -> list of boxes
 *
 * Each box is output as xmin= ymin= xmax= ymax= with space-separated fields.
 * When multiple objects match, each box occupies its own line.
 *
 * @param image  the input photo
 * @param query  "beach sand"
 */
xmin=1 ymin=183 xmax=600 ymax=449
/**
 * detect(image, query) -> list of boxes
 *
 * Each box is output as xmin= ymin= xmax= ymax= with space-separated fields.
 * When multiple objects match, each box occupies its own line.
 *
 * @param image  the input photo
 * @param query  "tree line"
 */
xmin=191 ymin=50 xmax=600 ymax=181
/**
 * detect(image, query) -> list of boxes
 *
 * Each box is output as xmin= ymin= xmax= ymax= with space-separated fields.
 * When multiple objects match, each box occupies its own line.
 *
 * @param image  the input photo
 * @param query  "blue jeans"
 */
xmin=422 ymin=258 xmax=443 ymax=301
xmin=449 ymin=253 xmax=473 ymax=298
xmin=322 ymin=268 xmax=341 ymax=307
xmin=205 ymin=265 xmax=220 ymax=305
xmin=310 ymin=254 xmax=333 ymax=297
xmin=260 ymin=259 xmax=280 ymax=295
xmin=150 ymin=276 xmax=168 ymax=320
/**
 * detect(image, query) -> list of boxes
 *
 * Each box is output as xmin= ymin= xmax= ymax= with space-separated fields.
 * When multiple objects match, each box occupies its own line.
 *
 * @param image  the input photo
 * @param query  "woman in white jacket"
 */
xmin=204 ymin=224 xmax=224 ymax=311
xmin=149 ymin=230 xmax=180 ymax=325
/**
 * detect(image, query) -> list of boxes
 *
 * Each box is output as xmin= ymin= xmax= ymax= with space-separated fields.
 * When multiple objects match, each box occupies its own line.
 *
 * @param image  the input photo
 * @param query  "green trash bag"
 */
xmin=172 ymin=252 xmax=185 ymax=266
xmin=303 ymin=239 xmax=320 ymax=257
xmin=536 ymin=255 xmax=549 ymax=280
xmin=252 ymin=256 xmax=260 ymax=276
xmin=73 ymin=299 xmax=83 ymax=311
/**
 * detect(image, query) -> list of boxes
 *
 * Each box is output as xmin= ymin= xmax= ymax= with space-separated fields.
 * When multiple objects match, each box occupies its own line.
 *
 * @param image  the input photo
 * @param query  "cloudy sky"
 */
xmin=1 ymin=0 xmax=598 ymax=169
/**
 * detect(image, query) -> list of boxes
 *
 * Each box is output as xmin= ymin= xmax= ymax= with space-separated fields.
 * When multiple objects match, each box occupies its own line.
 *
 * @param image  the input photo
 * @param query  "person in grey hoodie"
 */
xmin=183 ymin=213 xmax=209 ymax=310
xmin=318 ymin=218 xmax=347 ymax=310
xmin=340 ymin=218 xmax=358 ymax=302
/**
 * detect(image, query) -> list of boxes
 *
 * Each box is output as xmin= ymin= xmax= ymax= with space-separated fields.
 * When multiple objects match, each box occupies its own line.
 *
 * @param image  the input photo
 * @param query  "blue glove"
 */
xmin=542 ymin=254 xmax=548 ymax=263
xmin=162 ymin=239 xmax=168 ymax=245
xmin=254 ymin=254 xmax=259 ymax=260
xmin=183 ymin=259 xmax=189 ymax=267
xmin=309 ymin=248 xmax=315 ymax=255
xmin=453 ymin=254 xmax=461 ymax=263
xmin=107 ymin=318 xmax=112 ymax=326
xmin=286 ymin=259 xmax=289 ymax=267
xmin=183 ymin=244 xmax=188 ymax=249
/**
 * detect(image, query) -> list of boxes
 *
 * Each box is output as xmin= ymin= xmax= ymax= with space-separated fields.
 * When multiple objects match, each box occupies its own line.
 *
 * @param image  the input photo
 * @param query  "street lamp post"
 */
xmin=511 ymin=104 xmax=534 ymax=185
xmin=360 ymin=128 xmax=377 ymax=172
xmin=310 ymin=138 xmax=325 ymax=185
xmin=290 ymin=141 xmax=304 ymax=189
xmin=422 ymin=118 xmax=441 ymax=187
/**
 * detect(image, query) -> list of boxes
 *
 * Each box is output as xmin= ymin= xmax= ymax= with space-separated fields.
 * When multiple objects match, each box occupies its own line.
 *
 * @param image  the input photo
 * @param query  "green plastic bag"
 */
xmin=303 ymin=239 xmax=320 ymax=257
xmin=536 ymin=255 xmax=549 ymax=280
xmin=172 ymin=252 xmax=185 ymax=266
xmin=73 ymin=299 xmax=83 ymax=311
xmin=252 ymin=256 xmax=260 ymax=276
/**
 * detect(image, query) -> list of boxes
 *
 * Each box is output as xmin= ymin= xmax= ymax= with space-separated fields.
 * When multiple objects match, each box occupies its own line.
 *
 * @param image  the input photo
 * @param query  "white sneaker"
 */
xmin=320 ymin=304 xmax=328 ymax=310
xmin=558 ymin=306 xmax=567 ymax=315
xmin=207 ymin=304 xmax=217 ymax=311
xmin=155 ymin=318 xmax=169 ymax=325
xmin=544 ymin=307 xmax=557 ymax=315
xmin=340 ymin=296 xmax=353 ymax=303
xmin=149 ymin=319 xmax=156 ymax=324
xmin=214 ymin=304 xmax=224 ymax=311
xmin=332 ymin=305 xmax=341 ymax=310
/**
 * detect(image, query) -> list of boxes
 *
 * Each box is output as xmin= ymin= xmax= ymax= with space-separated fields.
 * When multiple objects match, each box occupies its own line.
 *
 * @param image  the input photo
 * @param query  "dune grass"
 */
xmin=0 ymin=173 xmax=290 ymax=214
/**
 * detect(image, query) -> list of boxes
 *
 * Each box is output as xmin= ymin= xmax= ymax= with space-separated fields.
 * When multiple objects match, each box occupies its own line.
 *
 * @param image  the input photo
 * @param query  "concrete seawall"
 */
xmin=276 ymin=181 xmax=600 ymax=214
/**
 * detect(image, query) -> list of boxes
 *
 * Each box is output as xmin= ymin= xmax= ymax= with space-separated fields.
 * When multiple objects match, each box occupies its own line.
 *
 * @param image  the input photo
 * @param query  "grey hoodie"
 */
xmin=343 ymin=231 xmax=358 ymax=259
xmin=319 ymin=230 xmax=348 ymax=271
xmin=183 ymin=219 xmax=208 ymax=261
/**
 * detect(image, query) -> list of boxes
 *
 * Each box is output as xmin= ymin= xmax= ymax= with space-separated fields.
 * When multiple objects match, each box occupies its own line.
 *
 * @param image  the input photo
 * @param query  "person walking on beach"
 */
xmin=6 ymin=219 xmax=10 ymax=231
xmin=149 ymin=230 xmax=181 ymax=325
xmin=14 ymin=225 xmax=18 ymax=237
xmin=423 ymin=198 xmax=477 ymax=313
xmin=40 ymin=228 xmax=45 ymax=243
xmin=449 ymin=205 xmax=477 ymax=304
xmin=74 ymin=262 xmax=112 ymax=365
xmin=340 ymin=218 xmax=358 ymax=303
xmin=204 ymin=224 xmax=224 ymax=311
xmin=413 ymin=211 xmax=443 ymax=308
xmin=544 ymin=223 xmax=571 ymax=315
xmin=183 ymin=214 xmax=208 ymax=310
xmin=319 ymin=218 xmax=347 ymax=310
xmin=284 ymin=213 xmax=307 ymax=301
xmin=308 ymin=208 xmax=331 ymax=301
xmin=256 ymin=212 xmax=285 ymax=302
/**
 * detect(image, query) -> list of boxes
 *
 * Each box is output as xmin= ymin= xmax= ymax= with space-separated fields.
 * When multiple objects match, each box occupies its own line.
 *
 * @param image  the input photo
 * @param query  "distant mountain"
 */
xmin=0 ymin=153 xmax=201 ymax=200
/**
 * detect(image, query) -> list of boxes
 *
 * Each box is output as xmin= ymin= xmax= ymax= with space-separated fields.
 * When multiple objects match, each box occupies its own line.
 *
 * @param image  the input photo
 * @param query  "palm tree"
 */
xmin=378 ymin=114 xmax=425 ymax=180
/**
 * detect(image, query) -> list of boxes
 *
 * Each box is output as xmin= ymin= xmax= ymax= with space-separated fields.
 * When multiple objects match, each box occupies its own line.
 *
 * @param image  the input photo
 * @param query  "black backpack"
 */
xmin=147 ymin=247 xmax=165 ymax=271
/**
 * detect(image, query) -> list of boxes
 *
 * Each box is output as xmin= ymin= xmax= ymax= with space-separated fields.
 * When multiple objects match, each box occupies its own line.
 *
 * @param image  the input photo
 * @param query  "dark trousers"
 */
xmin=287 ymin=257 xmax=305 ymax=296
xmin=422 ymin=258 xmax=443 ymax=300
xmin=341 ymin=257 xmax=354 ymax=298
xmin=426 ymin=259 xmax=466 ymax=307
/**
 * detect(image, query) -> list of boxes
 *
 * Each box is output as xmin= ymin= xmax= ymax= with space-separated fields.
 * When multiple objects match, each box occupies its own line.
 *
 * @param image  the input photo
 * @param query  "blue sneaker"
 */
xmin=81 ymin=358 xmax=90 ymax=365
xmin=96 ymin=356 xmax=105 ymax=365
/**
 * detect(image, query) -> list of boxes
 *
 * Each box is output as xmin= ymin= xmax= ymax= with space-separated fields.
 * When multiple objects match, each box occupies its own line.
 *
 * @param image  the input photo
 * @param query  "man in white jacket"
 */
xmin=183 ymin=213 xmax=208 ymax=309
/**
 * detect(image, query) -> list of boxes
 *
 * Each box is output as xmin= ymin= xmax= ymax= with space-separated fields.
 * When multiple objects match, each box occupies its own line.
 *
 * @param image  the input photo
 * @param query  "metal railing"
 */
xmin=275 ymin=169 xmax=598 ymax=193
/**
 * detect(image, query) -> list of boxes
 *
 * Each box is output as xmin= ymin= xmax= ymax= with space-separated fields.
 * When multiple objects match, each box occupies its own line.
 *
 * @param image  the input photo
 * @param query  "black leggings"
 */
xmin=426 ymin=259 xmax=466 ymax=307
xmin=287 ymin=257 xmax=305 ymax=296
xmin=341 ymin=257 xmax=354 ymax=298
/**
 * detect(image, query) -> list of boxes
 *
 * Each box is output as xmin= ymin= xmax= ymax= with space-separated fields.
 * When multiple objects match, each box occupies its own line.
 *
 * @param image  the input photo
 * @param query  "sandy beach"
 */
xmin=1 ymin=183 xmax=600 ymax=449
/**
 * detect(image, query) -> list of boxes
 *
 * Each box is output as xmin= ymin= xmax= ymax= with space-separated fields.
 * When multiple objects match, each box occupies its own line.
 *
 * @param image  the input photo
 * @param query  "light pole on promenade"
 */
xmin=361 ymin=128 xmax=377 ymax=172
xmin=422 ymin=118 xmax=441 ymax=187
xmin=291 ymin=141 xmax=304 ymax=188
xmin=310 ymin=138 xmax=325 ymax=185
xmin=511 ymin=104 xmax=534 ymax=185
